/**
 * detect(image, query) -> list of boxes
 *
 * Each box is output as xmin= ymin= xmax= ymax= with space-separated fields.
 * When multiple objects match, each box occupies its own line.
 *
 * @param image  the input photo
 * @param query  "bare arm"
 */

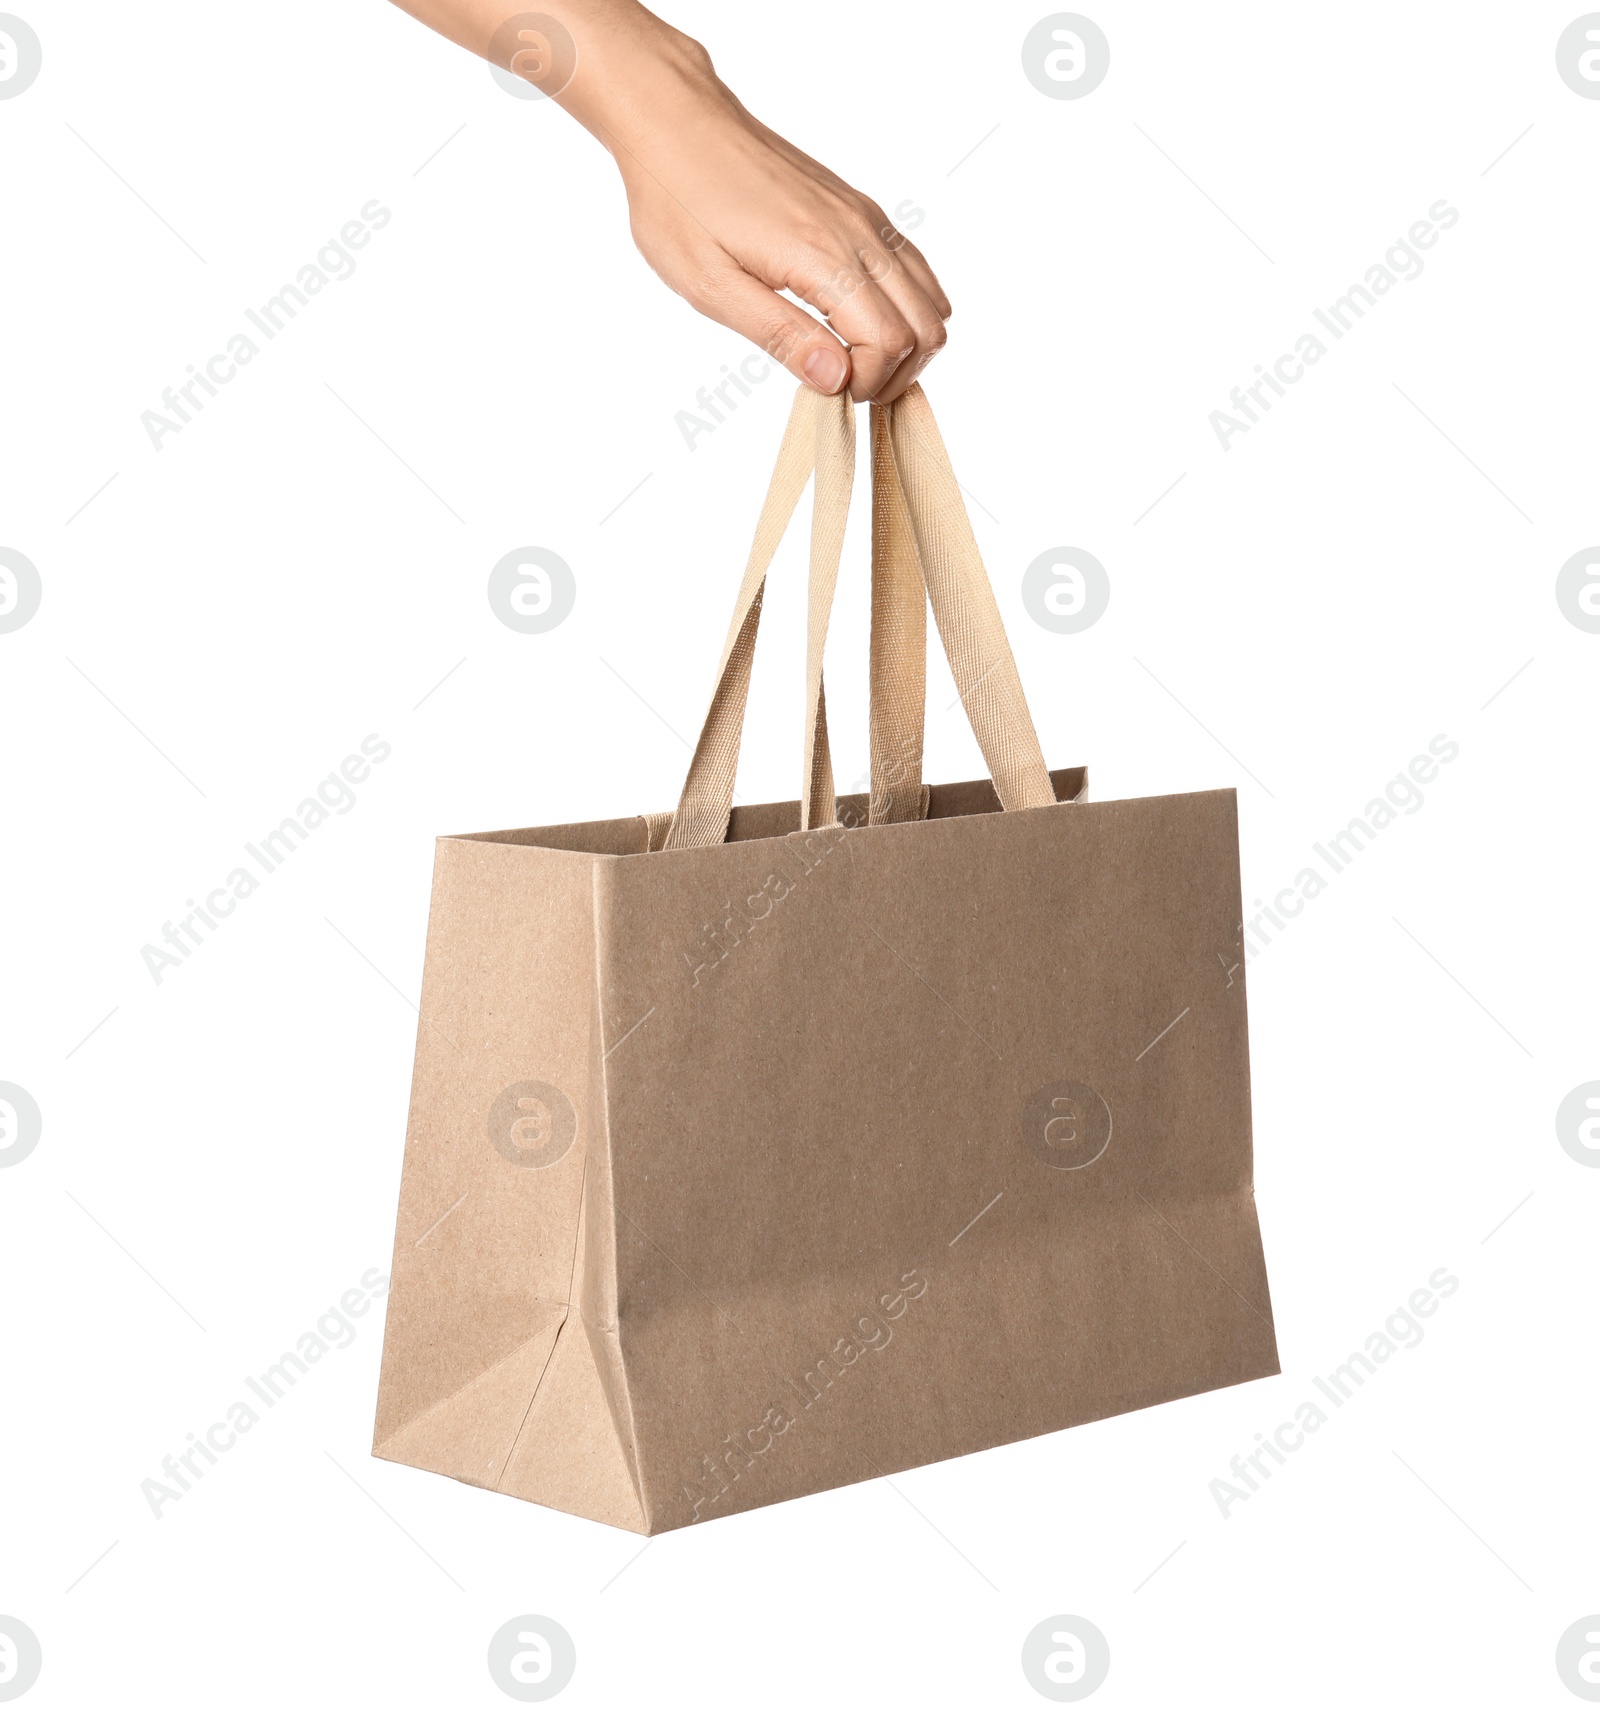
xmin=389 ymin=0 xmax=950 ymax=401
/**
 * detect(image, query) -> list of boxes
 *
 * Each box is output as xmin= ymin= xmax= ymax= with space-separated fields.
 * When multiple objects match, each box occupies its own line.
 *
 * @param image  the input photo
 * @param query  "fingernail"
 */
xmin=803 ymin=347 xmax=848 ymax=394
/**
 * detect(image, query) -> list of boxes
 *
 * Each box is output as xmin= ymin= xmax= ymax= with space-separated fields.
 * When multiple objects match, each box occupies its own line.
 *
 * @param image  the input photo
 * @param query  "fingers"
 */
xmin=884 ymin=235 xmax=953 ymax=322
xmin=790 ymin=238 xmax=949 ymax=405
xmin=858 ymin=210 xmax=952 ymax=404
xmin=630 ymin=184 xmax=950 ymax=404
xmin=677 ymin=255 xmax=853 ymax=394
xmin=802 ymin=268 xmax=916 ymax=402
xmin=857 ymin=197 xmax=952 ymax=322
xmin=868 ymin=254 xmax=950 ymax=405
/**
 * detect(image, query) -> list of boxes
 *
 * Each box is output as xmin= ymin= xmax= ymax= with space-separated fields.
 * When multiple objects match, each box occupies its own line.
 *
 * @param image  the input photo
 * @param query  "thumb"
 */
xmin=688 ymin=261 xmax=852 ymax=395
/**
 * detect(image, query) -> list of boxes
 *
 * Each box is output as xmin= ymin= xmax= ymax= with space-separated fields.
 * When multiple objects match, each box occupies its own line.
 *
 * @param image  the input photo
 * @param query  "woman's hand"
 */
xmin=390 ymin=0 xmax=951 ymax=400
xmin=594 ymin=26 xmax=950 ymax=403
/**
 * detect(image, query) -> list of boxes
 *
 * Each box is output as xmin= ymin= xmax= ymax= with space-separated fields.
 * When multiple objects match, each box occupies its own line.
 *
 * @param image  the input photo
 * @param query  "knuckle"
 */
xmin=762 ymin=321 xmax=810 ymax=366
xmin=855 ymin=203 xmax=893 ymax=242
xmin=876 ymin=316 xmax=917 ymax=362
xmin=794 ymin=222 xmax=846 ymax=263
xmin=679 ymin=271 xmax=726 ymax=314
xmin=792 ymin=252 xmax=860 ymax=311
xmin=676 ymin=36 xmax=715 ymax=77
xmin=855 ymin=242 xmax=895 ymax=283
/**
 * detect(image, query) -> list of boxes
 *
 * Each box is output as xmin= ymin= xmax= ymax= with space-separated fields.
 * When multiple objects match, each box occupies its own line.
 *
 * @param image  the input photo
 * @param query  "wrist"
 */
xmin=553 ymin=11 xmax=732 ymax=161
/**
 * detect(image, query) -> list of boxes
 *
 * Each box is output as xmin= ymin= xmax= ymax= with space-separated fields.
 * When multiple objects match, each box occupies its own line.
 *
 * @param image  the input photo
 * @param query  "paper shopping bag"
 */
xmin=372 ymin=383 xmax=1278 ymax=1533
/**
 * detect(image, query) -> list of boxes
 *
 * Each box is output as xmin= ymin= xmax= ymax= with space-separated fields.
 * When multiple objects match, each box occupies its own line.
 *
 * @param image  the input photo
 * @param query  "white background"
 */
xmin=2 ymin=0 xmax=1597 ymax=1709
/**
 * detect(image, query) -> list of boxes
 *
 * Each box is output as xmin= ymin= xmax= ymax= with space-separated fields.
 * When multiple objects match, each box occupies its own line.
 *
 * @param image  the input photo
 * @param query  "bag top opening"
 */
xmin=453 ymin=766 xmax=1087 ymax=859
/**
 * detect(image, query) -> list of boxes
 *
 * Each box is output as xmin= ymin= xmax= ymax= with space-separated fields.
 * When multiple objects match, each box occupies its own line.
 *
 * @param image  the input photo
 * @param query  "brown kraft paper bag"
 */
xmin=372 ymin=382 xmax=1279 ymax=1533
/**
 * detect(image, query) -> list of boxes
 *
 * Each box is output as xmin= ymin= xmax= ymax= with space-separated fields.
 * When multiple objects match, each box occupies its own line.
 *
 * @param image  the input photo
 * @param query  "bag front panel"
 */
xmin=593 ymin=786 xmax=1277 ymax=1530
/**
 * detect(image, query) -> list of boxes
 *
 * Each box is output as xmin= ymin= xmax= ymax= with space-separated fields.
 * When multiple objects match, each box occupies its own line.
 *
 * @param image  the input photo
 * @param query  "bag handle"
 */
xmin=867 ymin=397 xmax=929 ymax=823
xmin=867 ymin=386 xmax=1055 ymax=823
xmin=661 ymin=383 xmax=1054 ymax=852
xmin=662 ymin=387 xmax=853 ymax=850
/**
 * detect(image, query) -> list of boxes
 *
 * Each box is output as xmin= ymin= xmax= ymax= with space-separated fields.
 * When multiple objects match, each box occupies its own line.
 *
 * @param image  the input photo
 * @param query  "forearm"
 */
xmin=387 ymin=0 xmax=723 ymax=158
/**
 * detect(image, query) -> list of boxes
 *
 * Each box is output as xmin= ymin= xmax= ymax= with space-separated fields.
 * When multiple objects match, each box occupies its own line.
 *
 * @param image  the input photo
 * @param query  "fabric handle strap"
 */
xmin=662 ymin=388 xmax=853 ymax=850
xmin=663 ymin=383 xmax=1052 ymax=852
xmin=867 ymin=385 xmax=1054 ymax=823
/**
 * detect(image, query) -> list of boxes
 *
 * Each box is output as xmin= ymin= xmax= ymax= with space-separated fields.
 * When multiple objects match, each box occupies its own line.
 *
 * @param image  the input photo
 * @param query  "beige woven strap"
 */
xmin=874 ymin=384 xmax=1055 ymax=819
xmin=664 ymin=381 xmax=1051 ymax=851
xmin=664 ymin=387 xmax=854 ymax=850
xmin=801 ymin=390 xmax=854 ymax=831
xmin=868 ymin=402 xmax=929 ymax=823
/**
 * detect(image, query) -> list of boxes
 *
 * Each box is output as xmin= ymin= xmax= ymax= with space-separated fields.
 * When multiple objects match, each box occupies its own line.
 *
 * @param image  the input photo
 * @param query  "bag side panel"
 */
xmin=495 ymin=955 xmax=649 ymax=1530
xmin=373 ymin=837 xmax=599 ymax=1482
